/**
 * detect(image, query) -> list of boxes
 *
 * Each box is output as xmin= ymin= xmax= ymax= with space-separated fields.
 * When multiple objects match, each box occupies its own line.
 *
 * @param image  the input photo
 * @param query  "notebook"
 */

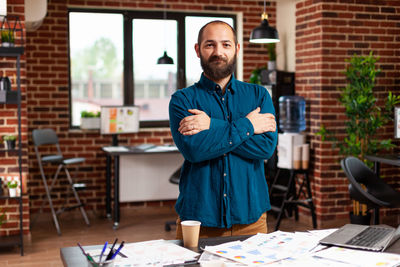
xmin=319 ymin=224 xmax=400 ymax=252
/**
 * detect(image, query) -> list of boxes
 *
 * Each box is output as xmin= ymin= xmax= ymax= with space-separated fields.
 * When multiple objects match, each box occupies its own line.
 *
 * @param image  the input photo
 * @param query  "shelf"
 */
xmin=0 ymin=195 xmax=22 ymax=200
xmin=0 ymin=47 xmax=24 ymax=56
xmin=0 ymin=235 xmax=22 ymax=248
xmin=0 ymin=91 xmax=18 ymax=104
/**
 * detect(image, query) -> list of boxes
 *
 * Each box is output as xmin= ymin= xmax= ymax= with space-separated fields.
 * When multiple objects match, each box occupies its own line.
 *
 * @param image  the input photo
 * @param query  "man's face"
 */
xmin=195 ymin=23 xmax=240 ymax=81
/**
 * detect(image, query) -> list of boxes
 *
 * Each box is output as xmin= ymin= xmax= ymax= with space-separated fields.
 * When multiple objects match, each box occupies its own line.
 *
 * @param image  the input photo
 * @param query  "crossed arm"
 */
xmin=169 ymin=92 xmax=277 ymax=163
xmin=179 ymin=107 xmax=276 ymax=136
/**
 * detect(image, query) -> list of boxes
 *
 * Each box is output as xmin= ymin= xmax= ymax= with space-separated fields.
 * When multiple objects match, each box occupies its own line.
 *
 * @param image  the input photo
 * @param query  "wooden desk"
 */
xmin=102 ymin=146 xmax=182 ymax=229
xmin=60 ymin=234 xmax=400 ymax=267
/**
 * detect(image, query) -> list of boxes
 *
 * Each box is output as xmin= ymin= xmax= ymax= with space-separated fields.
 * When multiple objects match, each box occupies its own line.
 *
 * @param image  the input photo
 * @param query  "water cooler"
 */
xmin=260 ymin=71 xmax=295 ymax=179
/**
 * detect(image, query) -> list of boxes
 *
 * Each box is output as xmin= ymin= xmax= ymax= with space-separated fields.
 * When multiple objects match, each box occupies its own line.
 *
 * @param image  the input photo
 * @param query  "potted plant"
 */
xmin=7 ymin=180 xmax=18 ymax=197
xmin=80 ymin=110 xmax=101 ymax=130
xmin=318 ymin=52 xmax=400 ymax=224
xmin=1 ymin=29 xmax=15 ymax=47
xmin=267 ymin=43 xmax=276 ymax=70
xmin=2 ymin=135 xmax=17 ymax=150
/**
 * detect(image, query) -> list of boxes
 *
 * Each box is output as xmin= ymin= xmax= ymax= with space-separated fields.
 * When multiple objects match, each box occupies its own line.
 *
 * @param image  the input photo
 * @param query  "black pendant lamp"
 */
xmin=157 ymin=0 xmax=174 ymax=65
xmin=157 ymin=51 xmax=174 ymax=64
xmin=250 ymin=1 xmax=279 ymax=44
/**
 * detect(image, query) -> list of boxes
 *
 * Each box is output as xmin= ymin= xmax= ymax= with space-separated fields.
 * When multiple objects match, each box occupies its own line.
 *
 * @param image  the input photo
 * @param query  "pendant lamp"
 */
xmin=157 ymin=51 xmax=174 ymax=64
xmin=157 ymin=0 xmax=174 ymax=65
xmin=249 ymin=0 xmax=279 ymax=44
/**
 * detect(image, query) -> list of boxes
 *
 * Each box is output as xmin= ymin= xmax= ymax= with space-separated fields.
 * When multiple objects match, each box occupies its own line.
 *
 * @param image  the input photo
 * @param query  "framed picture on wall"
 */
xmin=395 ymin=107 xmax=400 ymax=139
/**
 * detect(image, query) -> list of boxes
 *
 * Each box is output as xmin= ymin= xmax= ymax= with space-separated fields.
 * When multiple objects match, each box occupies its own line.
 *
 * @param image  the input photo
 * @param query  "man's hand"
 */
xmin=179 ymin=109 xmax=211 ymax=136
xmin=246 ymin=107 xmax=276 ymax=134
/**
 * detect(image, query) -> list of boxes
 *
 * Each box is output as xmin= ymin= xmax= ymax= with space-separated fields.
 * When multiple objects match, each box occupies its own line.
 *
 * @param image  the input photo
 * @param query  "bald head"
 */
xmin=197 ymin=20 xmax=238 ymax=46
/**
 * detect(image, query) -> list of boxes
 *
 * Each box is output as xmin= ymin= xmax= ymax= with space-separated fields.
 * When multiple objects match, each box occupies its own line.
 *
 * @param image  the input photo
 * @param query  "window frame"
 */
xmin=68 ymin=8 xmax=236 ymax=129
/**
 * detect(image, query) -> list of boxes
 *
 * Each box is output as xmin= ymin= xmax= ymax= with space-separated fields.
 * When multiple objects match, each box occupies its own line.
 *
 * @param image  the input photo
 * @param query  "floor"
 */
xmin=0 ymin=206 xmax=315 ymax=267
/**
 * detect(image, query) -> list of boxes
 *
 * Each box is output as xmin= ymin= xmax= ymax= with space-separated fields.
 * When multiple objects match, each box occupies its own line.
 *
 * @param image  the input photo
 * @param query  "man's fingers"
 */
xmin=188 ymin=109 xmax=203 ymax=115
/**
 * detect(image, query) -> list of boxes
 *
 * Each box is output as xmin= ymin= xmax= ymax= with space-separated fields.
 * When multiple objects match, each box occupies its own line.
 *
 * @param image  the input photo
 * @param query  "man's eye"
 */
xmin=224 ymin=43 xmax=231 ymax=48
xmin=205 ymin=44 xmax=214 ymax=47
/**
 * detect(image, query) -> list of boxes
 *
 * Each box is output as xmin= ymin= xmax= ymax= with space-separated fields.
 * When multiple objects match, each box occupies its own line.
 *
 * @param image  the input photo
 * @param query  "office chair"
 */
xmin=165 ymin=167 xmax=181 ymax=231
xmin=341 ymin=156 xmax=400 ymax=225
xmin=32 ymin=128 xmax=90 ymax=235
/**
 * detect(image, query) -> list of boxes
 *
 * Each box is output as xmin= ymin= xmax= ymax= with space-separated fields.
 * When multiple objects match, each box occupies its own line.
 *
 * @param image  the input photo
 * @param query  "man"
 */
xmin=169 ymin=21 xmax=277 ymax=238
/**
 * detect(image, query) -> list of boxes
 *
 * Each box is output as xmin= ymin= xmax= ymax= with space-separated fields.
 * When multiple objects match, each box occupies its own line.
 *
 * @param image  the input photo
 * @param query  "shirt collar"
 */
xmin=198 ymin=73 xmax=237 ymax=94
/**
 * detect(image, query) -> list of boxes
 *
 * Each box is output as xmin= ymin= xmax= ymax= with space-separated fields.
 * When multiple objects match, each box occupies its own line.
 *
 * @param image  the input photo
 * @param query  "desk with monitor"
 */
xmin=102 ymin=145 xmax=183 ymax=229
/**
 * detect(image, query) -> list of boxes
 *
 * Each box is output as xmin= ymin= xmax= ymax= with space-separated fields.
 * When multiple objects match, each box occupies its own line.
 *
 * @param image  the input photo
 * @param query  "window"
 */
xmin=69 ymin=10 xmax=235 ymax=128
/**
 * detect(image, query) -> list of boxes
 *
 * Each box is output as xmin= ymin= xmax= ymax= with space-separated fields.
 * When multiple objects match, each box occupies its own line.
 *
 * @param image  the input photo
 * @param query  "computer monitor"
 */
xmin=100 ymin=105 xmax=140 ymax=145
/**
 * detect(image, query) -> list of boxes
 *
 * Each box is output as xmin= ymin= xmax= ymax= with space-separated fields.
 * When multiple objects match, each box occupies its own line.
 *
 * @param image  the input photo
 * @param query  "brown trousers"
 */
xmin=176 ymin=212 xmax=267 ymax=239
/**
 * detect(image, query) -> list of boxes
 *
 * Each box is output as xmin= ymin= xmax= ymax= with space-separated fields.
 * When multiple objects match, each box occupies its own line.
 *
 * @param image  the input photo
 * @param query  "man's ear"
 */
xmin=236 ymin=43 xmax=240 ymax=56
xmin=195 ymin=43 xmax=200 ymax=58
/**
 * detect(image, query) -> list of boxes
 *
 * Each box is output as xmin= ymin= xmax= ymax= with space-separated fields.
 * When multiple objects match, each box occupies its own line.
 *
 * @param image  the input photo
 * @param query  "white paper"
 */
xmin=119 ymin=239 xmax=199 ymax=266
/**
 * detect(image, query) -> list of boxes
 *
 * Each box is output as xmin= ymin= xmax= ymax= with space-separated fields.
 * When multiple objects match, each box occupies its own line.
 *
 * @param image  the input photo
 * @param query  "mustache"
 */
xmin=208 ymin=55 xmax=228 ymax=63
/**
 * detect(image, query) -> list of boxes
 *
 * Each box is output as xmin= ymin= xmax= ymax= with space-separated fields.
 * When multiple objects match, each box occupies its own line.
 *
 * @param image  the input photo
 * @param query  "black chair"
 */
xmin=164 ymin=167 xmax=181 ymax=231
xmin=32 ymin=128 xmax=90 ymax=235
xmin=341 ymin=156 xmax=400 ymax=225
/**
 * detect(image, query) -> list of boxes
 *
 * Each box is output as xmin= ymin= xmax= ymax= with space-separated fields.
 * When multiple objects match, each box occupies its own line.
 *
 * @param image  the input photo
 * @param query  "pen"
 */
xmin=99 ymin=241 xmax=108 ymax=263
xmin=163 ymin=259 xmax=198 ymax=267
xmin=87 ymin=253 xmax=98 ymax=267
xmin=110 ymin=241 xmax=125 ymax=260
xmin=106 ymin=238 xmax=118 ymax=260
xmin=77 ymin=242 xmax=87 ymax=256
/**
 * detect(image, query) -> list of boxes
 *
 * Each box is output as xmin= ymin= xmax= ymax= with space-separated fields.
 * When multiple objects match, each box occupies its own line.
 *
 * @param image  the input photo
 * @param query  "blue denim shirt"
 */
xmin=169 ymin=74 xmax=277 ymax=228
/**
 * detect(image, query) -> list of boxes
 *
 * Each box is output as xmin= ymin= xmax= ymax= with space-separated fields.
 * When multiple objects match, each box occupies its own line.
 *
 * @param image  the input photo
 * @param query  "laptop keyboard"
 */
xmin=346 ymin=227 xmax=393 ymax=247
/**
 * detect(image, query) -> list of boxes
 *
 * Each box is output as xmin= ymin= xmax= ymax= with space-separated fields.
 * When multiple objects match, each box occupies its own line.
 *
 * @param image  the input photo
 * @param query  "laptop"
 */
xmin=319 ymin=224 xmax=400 ymax=252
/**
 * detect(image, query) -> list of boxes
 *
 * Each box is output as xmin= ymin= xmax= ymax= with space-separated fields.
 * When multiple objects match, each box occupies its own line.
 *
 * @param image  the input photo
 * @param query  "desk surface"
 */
xmin=60 ymin=234 xmax=400 ymax=267
xmin=365 ymin=154 xmax=400 ymax=167
xmin=60 ymin=235 xmax=249 ymax=267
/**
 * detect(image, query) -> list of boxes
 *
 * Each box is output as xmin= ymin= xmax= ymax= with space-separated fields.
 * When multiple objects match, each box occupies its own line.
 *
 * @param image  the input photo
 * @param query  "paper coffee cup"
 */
xmin=302 ymin=144 xmax=310 ymax=169
xmin=181 ymin=220 xmax=201 ymax=248
xmin=293 ymin=145 xmax=302 ymax=169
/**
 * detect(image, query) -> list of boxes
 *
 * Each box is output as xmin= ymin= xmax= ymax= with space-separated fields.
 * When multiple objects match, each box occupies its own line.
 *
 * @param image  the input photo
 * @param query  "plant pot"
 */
xmin=80 ymin=117 xmax=100 ymax=130
xmin=8 ymin=187 xmax=17 ymax=197
xmin=349 ymin=211 xmax=371 ymax=225
xmin=4 ymin=140 xmax=16 ymax=150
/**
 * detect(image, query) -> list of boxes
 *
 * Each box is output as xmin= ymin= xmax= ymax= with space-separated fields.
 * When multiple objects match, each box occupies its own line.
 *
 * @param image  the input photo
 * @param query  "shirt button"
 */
xmin=222 ymin=97 xmax=225 ymax=101
xmin=227 ymin=115 xmax=229 ymax=119
xmin=224 ymin=173 xmax=227 ymax=176
xmin=229 ymin=141 xmax=232 ymax=145
xmin=224 ymin=194 xmax=227 ymax=197
xmin=246 ymin=132 xmax=250 ymax=136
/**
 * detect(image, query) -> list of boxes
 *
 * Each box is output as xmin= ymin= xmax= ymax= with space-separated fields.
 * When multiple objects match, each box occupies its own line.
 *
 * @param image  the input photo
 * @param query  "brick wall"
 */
xmin=0 ymin=196 xmax=30 ymax=236
xmin=25 ymin=0 xmax=276 ymax=216
xmin=296 ymin=0 xmax=400 ymax=227
xmin=0 ymin=1 xmax=30 ymax=236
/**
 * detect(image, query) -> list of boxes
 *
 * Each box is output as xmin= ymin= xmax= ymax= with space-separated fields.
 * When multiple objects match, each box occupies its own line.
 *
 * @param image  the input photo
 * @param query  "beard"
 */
xmin=200 ymin=51 xmax=237 ymax=81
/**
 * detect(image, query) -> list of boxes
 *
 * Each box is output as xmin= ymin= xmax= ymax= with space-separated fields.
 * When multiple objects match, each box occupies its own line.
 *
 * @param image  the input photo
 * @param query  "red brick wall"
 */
xmin=0 ymin=196 xmax=30 ymax=236
xmin=25 ymin=1 xmax=276 ymax=216
xmin=296 ymin=0 xmax=400 ymax=226
xmin=0 ymin=1 xmax=30 ymax=236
